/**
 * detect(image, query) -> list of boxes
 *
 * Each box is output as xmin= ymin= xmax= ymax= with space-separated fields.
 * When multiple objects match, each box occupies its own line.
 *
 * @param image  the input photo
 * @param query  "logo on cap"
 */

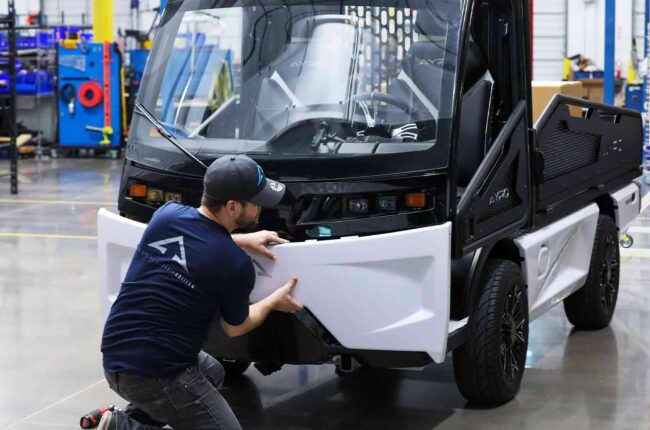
xmin=257 ymin=166 xmax=265 ymax=186
xmin=270 ymin=182 xmax=284 ymax=192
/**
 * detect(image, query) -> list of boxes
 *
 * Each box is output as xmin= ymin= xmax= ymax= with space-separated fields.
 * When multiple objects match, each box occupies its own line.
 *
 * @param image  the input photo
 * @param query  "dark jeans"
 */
xmin=104 ymin=351 xmax=242 ymax=430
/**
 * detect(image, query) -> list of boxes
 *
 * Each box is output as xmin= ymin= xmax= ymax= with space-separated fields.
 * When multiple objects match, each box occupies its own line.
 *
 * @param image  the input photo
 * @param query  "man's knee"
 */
xmin=198 ymin=351 xmax=225 ymax=389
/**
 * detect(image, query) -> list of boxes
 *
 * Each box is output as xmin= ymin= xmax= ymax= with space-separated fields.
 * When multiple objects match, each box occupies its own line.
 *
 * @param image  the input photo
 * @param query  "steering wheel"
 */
xmin=353 ymin=92 xmax=413 ymax=116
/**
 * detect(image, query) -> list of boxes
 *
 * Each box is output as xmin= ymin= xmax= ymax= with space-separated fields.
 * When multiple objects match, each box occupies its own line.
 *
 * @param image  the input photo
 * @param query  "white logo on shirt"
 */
xmin=147 ymin=236 xmax=188 ymax=272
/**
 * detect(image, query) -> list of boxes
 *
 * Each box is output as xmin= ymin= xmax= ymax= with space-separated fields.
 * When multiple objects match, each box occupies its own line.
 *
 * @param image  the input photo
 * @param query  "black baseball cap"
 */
xmin=203 ymin=154 xmax=286 ymax=207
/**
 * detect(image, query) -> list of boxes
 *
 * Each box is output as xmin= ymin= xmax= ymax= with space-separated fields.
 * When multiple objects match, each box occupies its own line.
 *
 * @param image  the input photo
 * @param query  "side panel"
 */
xmin=455 ymin=101 xmax=531 ymax=256
xmin=514 ymin=204 xmax=599 ymax=321
xmin=98 ymin=209 xmax=453 ymax=363
xmin=97 ymin=209 xmax=146 ymax=318
xmin=611 ymin=182 xmax=641 ymax=237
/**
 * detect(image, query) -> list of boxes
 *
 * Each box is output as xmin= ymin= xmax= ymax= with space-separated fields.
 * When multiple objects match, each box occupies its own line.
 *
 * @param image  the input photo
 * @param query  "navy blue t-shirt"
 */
xmin=101 ymin=202 xmax=255 ymax=378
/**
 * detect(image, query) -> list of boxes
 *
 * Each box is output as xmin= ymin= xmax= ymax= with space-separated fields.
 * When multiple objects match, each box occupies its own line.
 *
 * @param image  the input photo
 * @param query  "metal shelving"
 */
xmin=641 ymin=0 xmax=650 ymax=182
xmin=0 ymin=0 xmax=17 ymax=194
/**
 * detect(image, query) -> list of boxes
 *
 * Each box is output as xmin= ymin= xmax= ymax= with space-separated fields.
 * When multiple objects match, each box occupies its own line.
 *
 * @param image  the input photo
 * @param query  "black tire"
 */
xmin=217 ymin=358 xmax=251 ymax=378
xmin=563 ymin=215 xmax=620 ymax=330
xmin=453 ymin=259 xmax=529 ymax=406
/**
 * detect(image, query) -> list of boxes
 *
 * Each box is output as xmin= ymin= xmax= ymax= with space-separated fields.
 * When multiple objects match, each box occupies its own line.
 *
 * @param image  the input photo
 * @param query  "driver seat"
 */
xmin=389 ymin=12 xmax=494 ymax=187
xmin=251 ymin=15 xmax=357 ymax=140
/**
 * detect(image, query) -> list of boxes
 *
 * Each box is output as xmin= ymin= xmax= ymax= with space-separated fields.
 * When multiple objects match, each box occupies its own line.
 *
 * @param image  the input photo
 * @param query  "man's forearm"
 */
xmin=231 ymin=234 xmax=245 ymax=248
xmin=224 ymin=296 xmax=276 ymax=337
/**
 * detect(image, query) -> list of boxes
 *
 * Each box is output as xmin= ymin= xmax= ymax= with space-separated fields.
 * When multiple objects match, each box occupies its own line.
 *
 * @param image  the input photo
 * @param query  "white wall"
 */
xmin=616 ymin=0 xmax=634 ymax=78
xmin=567 ymin=0 xmax=634 ymax=78
xmin=533 ymin=0 xmax=567 ymax=80
xmin=634 ymin=0 xmax=646 ymax=59
xmin=0 ymin=0 xmax=42 ymax=23
xmin=4 ymin=0 xmax=644 ymax=82
xmin=567 ymin=0 xmax=606 ymax=68
xmin=39 ymin=0 xmax=159 ymax=34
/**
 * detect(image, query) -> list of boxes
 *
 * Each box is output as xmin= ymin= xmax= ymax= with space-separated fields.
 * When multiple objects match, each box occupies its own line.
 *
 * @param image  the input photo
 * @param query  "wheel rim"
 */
xmin=500 ymin=283 xmax=526 ymax=381
xmin=600 ymin=232 xmax=619 ymax=311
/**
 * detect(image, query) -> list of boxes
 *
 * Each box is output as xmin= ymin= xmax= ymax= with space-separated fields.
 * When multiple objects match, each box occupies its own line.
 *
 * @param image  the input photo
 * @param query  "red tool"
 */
xmin=103 ymin=42 xmax=112 ymax=131
xmin=79 ymin=405 xmax=115 ymax=428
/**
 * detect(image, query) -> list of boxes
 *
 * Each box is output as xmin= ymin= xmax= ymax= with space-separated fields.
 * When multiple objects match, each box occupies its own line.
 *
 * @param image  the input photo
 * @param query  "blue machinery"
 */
xmin=159 ymin=34 xmax=233 ymax=127
xmin=621 ymin=0 xmax=650 ymax=174
xmin=55 ymin=0 xmax=123 ymax=153
xmin=57 ymin=42 xmax=122 ymax=150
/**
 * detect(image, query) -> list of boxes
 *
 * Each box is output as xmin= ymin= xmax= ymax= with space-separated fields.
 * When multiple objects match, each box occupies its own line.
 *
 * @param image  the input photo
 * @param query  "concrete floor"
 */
xmin=1 ymin=158 xmax=650 ymax=429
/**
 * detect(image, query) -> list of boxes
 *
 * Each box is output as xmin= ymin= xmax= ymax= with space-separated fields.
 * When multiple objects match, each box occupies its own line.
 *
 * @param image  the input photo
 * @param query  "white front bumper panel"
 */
xmin=250 ymin=223 xmax=452 ymax=363
xmin=97 ymin=209 xmax=452 ymax=363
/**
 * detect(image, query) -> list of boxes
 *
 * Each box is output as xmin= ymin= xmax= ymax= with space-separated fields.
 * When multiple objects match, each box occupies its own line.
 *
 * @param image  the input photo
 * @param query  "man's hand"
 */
xmin=221 ymin=277 xmax=303 ymax=338
xmin=233 ymin=231 xmax=289 ymax=260
xmin=269 ymin=277 xmax=303 ymax=313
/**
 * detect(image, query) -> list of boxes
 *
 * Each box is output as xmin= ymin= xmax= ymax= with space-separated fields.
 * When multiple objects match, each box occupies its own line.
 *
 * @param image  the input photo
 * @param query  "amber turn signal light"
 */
xmin=405 ymin=192 xmax=426 ymax=208
xmin=129 ymin=183 xmax=147 ymax=198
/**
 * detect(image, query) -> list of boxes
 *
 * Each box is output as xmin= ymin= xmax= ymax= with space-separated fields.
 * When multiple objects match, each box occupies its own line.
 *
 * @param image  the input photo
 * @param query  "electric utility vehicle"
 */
xmin=98 ymin=0 xmax=643 ymax=405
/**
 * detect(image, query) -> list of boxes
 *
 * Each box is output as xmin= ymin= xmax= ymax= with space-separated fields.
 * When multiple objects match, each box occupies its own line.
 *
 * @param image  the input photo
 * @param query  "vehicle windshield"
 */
xmin=131 ymin=0 xmax=462 ymax=174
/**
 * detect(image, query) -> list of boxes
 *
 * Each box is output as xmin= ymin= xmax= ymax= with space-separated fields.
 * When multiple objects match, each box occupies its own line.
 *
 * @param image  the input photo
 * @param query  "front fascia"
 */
xmin=250 ymin=223 xmax=453 ymax=363
xmin=98 ymin=209 xmax=453 ymax=363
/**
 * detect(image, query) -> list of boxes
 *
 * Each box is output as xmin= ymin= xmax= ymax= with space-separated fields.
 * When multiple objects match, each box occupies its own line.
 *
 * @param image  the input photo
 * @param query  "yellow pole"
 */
xmin=93 ymin=0 xmax=114 ymax=43
xmin=628 ymin=58 xmax=638 ymax=84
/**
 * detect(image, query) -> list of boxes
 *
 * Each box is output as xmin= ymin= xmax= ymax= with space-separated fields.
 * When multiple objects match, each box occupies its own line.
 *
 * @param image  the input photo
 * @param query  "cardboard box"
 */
xmin=579 ymin=78 xmax=604 ymax=103
xmin=531 ymin=81 xmax=583 ymax=124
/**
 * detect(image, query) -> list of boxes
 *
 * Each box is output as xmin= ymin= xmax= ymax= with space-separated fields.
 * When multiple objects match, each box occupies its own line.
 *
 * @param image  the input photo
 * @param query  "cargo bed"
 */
xmin=533 ymin=95 xmax=643 ymax=226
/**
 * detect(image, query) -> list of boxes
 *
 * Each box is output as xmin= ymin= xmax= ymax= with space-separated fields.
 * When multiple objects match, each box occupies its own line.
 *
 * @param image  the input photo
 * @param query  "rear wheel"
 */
xmin=563 ymin=215 xmax=620 ymax=330
xmin=217 ymin=358 xmax=251 ymax=378
xmin=453 ymin=259 xmax=529 ymax=406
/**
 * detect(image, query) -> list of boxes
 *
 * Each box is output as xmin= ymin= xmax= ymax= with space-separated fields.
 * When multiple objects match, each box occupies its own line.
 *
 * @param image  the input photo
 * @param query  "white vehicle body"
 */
xmin=97 ymin=182 xmax=640 ymax=365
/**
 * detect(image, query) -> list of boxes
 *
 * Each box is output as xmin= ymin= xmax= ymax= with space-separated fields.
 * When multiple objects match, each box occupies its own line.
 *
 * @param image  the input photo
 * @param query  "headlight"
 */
xmin=377 ymin=195 xmax=397 ymax=212
xmin=164 ymin=192 xmax=183 ymax=203
xmin=348 ymin=198 xmax=369 ymax=214
xmin=146 ymin=188 xmax=164 ymax=203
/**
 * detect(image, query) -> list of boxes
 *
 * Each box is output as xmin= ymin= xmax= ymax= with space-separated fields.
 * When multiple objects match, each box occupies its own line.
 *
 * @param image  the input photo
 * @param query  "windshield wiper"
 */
xmin=310 ymin=121 xmax=346 ymax=151
xmin=134 ymin=103 xmax=208 ymax=171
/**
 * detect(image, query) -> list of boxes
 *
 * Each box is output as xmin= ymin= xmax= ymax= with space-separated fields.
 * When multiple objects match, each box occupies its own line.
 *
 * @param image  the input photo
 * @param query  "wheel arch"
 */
xmin=595 ymin=194 xmax=616 ymax=221
xmin=452 ymin=239 xmax=524 ymax=320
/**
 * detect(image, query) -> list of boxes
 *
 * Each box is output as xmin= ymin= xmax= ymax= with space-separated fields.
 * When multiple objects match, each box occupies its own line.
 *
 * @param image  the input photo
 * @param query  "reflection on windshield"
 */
xmin=140 ymin=2 xmax=461 ymax=157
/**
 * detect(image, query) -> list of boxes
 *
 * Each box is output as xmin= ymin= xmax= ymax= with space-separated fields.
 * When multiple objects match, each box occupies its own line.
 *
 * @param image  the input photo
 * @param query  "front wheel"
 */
xmin=563 ymin=215 xmax=620 ymax=330
xmin=453 ymin=259 xmax=529 ymax=406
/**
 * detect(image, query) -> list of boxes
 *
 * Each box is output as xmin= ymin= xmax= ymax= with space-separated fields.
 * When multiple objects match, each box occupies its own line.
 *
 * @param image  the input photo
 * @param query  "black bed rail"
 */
xmin=535 ymin=94 xmax=641 ymax=128
xmin=533 ymin=94 xmax=642 ymax=216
